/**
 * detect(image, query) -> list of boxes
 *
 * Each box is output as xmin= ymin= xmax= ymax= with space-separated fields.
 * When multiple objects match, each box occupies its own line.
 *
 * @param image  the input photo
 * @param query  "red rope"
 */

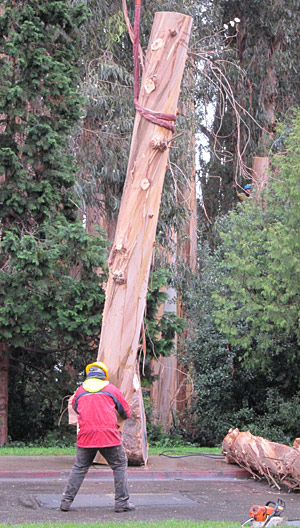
xmin=133 ymin=0 xmax=176 ymax=132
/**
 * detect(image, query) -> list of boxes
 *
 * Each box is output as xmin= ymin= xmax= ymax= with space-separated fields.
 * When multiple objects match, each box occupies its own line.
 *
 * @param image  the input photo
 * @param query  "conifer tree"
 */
xmin=0 ymin=0 xmax=107 ymax=444
xmin=182 ymin=111 xmax=300 ymax=445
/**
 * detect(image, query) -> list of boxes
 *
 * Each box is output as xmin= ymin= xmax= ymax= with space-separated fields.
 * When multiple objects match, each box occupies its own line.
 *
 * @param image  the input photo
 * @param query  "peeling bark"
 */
xmin=97 ymin=11 xmax=192 ymax=464
xmin=222 ymin=428 xmax=300 ymax=491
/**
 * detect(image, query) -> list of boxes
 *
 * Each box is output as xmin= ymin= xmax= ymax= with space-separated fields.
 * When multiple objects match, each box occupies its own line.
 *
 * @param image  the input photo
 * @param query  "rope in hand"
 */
xmin=133 ymin=0 xmax=177 ymax=132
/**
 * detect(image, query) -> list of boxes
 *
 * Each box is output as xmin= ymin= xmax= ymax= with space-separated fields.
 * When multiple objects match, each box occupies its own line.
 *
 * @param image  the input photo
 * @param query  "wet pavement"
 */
xmin=0 ymin=454 xmax=300 ymax=525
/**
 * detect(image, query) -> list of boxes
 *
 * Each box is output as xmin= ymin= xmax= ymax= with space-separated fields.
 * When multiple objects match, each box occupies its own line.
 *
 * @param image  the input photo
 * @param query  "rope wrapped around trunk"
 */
xmin=133 ymin=0 xmax=177 ymax=132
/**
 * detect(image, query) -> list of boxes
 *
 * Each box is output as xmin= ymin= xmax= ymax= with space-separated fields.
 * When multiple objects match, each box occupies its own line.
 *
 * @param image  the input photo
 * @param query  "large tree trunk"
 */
xmin=222 ymin=428 xmax=300 ymax=491
xmin=0 ymin=345 xmax=9 ymax=446
xmin=97 ymin=11 xmax=192 ymax=464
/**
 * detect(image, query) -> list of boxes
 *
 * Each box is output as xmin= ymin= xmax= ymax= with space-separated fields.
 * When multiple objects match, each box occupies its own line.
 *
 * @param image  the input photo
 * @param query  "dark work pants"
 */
xmin=62 ymin=445 xmax=129 ymax=507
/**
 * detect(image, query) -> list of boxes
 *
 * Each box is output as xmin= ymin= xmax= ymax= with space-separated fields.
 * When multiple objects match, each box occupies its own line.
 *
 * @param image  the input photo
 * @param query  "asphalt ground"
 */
xmin=0 ymin=455 xmax=300 ymax=525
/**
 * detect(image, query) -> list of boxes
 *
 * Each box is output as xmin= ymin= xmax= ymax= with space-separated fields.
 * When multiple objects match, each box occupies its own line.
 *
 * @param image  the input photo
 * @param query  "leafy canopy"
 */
xmin=213 ymin=110 xmax=300 ymax=367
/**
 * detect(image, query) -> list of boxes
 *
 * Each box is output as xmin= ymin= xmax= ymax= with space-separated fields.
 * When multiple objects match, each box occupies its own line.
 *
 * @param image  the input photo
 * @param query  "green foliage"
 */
xmin=213 ymin=110 xmax=300 ymax=365
xmin=139 ymin=268 xmax=185 ymax=387
xmin=0 ymin=0 xmax=109 ymax=443
xmin=0 ymin=1 xmax=88 ymax=226
xmin=1 ymin=220 xmax=107 ymax=347
xmin=183 ymin=111 xmax=300 ymax=445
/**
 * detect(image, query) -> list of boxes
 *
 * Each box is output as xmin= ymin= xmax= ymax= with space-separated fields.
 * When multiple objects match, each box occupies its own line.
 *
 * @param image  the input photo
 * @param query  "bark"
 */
xmin=222 ymin=428 xmax=300 ymax=491
xmin=175 ymin=135 xmax=197 ymax=414
xmin=150 ymin=354 xmax=177 ymax=429
xmin=97 ymin=11 xmax=192 ymax=464
xmin=175 ymin=297 xmax=192 ymax=415
xmin=0 ymin=345 xmax=9 ymax=446
xmin=252 ymin=156 xmax=269 ymax=200
xmin=150 ymin=282 xmax=177 ymax=429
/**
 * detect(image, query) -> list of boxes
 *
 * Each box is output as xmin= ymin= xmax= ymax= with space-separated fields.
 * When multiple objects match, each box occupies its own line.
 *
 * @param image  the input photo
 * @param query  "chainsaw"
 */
xmin=241 ymin=498 xmax=286 ymax=527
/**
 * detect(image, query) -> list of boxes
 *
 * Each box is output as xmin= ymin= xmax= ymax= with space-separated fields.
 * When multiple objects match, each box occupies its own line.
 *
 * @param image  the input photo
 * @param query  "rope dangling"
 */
xmin=133 ymin=0 xmax=177 ymax=132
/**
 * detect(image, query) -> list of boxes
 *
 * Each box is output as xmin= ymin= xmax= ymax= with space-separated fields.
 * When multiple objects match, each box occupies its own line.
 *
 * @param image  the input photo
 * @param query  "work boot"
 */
xmin=114 ymin=501 xmax=136 ymax=513
xmin=60 ymin=499 xmax=72 ymax=511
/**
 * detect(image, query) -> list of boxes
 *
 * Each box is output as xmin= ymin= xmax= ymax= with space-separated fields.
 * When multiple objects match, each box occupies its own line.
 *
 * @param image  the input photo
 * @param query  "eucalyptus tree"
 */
xmin=72 ymin=0 xmax=202 ymax=247
xmin=197 ymin=0 xmax=300 ymax=238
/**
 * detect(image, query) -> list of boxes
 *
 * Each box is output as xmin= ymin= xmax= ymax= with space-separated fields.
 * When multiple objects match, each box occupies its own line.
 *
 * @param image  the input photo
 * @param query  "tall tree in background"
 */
xmin=0 ymin=0 xmax=108 ymax=444
xmin=183 ymin=110 xmax=300 ymax=445
xmin=197 ymin=0 xmax=300 ymax=241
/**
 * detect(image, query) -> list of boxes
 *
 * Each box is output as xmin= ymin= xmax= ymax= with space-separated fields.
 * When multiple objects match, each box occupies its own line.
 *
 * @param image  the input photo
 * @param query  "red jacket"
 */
xmin=72 ymin=382 xmax=131 ymax=448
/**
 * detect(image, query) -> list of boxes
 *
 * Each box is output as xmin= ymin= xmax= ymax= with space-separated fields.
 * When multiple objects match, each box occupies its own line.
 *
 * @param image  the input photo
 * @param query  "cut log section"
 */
xmin=96 ymin=11 xmax=193 ymax=465
xmin=222 ymin=428 xmax=300 ymax=490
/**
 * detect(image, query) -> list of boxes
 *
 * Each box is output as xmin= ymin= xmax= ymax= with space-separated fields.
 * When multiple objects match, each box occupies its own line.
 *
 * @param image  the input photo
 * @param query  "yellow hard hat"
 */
xmin=85 ymin=361 xmax=109 ymax=379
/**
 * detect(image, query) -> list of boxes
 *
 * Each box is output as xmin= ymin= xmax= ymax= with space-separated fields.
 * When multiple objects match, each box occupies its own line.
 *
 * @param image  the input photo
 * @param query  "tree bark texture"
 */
xmin=252 ymin=156 xmax=269 ymax=200
xmin=222 ymin=428 xmax=300 ymax=491
xmin=150 ymin=354 xmax=177 ymax=429
xmin=173 ymin=104 xmax=196 ymax=416
xmin=0 ymin=345 xmax=9 ymax=446
xmin=150 ymin=282 xmax=177 ymax=429
xmin=97 ymin=11 xmax=192 ymax=464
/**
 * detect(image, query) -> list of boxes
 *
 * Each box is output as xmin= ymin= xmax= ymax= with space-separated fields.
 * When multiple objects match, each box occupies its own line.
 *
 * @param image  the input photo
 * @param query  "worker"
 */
xmin=243 ymin=184 xmax=251 ymax=196
xmin=60 ymin=361 xmax=135 ymax=513
xmin=234 ymin=182 xmax=252 ymax=202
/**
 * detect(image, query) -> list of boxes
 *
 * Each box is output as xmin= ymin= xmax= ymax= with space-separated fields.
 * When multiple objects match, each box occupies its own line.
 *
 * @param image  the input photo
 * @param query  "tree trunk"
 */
xmin=0 ymin=345 xmax=9 ymax=446
xmin=97 ymin=11 xmax=192 ymax=464
xmin=252 ymin=156 xmax=269 ymax=200
xmin=222 ymin=428 xmax=300 ymax=491
xmin=171 ymin=103 xmax=197 ymax=417
xmin=150 ymin=281 xmax=178 ymax=430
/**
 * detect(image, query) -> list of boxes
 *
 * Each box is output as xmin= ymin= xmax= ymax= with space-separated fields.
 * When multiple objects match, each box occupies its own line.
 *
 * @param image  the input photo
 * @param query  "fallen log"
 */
xmin=222 ymin=428 xmax=300 ymax=490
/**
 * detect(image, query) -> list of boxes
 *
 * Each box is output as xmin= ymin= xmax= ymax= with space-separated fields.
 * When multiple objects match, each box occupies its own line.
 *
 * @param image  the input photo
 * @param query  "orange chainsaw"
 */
xmin=241 ymin=499 xmax=286 ymax=527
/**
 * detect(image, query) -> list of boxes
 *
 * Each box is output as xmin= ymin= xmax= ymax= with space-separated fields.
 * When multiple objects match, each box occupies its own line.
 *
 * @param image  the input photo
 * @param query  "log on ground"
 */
xmin=222 ymin=427 xmax=300 ymax=490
